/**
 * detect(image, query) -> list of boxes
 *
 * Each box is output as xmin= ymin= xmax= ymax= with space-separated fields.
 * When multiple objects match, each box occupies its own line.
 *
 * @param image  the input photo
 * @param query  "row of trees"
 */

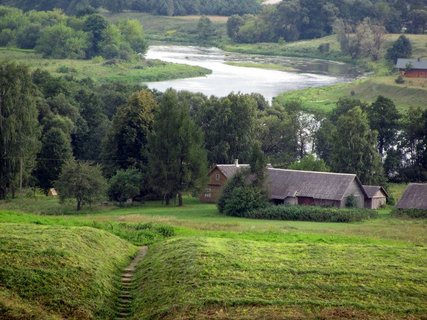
xmin=1 ymin=61 xmax=426 ymax=206
xmin=227 ymin=0 xmax=427 ymax=44
xmin=0 ymin=0 xmax=261 ymax=16
xmin=0 ymin=6 xmax=147 ymax=59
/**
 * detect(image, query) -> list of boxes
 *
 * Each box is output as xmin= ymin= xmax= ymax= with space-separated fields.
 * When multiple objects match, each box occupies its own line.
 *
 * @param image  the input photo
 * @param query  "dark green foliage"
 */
xmin=386 ymin=35 xmax=412 ymax=63
xmin=368 ymin=96 xmax=400 ymax=156
xmin=108 ymin=169 xmax=143 ymax=205
xmin=393 ymin=209 xmax=427 ymax=219
xmin=148 ymin=89 xmax=208 ymax=206
xmin=55 ymin=160 xmax=107 ymax=211
xmin=102 ymin=89 xmax=156 ymax=190
xmin=0 ymin=61 xmax=41 ymax=199
xmin=345 ymin=195 xmax=358 ymax=208
xmin=331 ymin=107 xmax=385 ymax=185
xmin=0 ymin=7 xmax=148 ymax=60
xmin=218 ymin=169 xmax=268 ymax=217
xmin=197 ymin=16 xmax=216 ymax=43
xmin=34 ymin=128 xmax=73 ymax=193
xmin=246 ymin=205 xmax=378 ymax=223
xmin=193 ymin=92 xmax=258 ymax=164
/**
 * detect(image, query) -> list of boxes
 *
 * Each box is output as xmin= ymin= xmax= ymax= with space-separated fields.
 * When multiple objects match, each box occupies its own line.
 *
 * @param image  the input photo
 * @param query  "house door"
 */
xmin=297 ymin=197 xmax=315 ymax=206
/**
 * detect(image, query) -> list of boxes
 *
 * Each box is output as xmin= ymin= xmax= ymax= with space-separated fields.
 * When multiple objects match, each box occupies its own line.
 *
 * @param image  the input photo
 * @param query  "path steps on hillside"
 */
xmin=115 ymin=246 xmax=148 ymax=320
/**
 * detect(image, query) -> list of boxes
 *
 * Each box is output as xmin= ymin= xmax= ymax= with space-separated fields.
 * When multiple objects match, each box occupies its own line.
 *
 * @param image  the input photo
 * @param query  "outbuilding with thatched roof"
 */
xmin=363 ymin=185 xmax=388 ymax=209
xmin=396 ymin=183 xmax=427 ymax=210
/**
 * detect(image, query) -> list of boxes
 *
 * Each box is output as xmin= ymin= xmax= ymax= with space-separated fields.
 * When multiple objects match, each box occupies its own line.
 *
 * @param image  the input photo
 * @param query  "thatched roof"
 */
xmin=266 ymin=169 xmax=366 ymax=201
xmin=396 ymin=183 xmax=427 ymax=209
xmin=363 ymin=185 xmax=388 ymax=198
xmin=213 ymin=164 xmax=250 ymax=178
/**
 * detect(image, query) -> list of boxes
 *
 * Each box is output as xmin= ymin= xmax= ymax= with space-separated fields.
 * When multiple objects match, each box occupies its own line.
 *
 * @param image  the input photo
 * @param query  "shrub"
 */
xmin=345 ymin=195 xmax=358 ymax=208
xmin=318 ymin=43 xmax=330 ymax=54
xmin=108 ymin=169 xmax=143 ymax=205
xmin=392 ymin=209 xmax=427 ymax=219
xmin=395 ymin=75 xmax=405 ymax=84
xmin=245 ymin=205 xmax=378 ymax=223
xmin=222 ymin=185 xmax=268 ymax=217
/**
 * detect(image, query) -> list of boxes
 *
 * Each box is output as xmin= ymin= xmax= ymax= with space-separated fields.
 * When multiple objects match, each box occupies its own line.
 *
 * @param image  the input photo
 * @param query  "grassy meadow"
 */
xmin=103 ymin=12 xmax=228 ymax=44
xmin=0 ymin=223 xmax=137 ymax=319
xmin=0 ymin=47 xmax=210 ymax=84
xmin=0 ymin=193 xmax=426 ymax=319
xmin=275 ymin=76 xmax=427 ymax=113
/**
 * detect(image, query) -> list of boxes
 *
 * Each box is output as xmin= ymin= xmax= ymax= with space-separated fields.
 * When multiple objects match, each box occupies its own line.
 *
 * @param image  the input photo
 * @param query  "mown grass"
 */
xmin=1 ymin=194 xmax=426 ymax=319
xmin=275 ymin=76 xmax=427 ymax=114
xmin=0 ymin=47 xmax=211 ymax=84
xmin=0 ymin=223 xmax=137 ymax=320
xmin=131 ymin=237 xmax=427 ymax=319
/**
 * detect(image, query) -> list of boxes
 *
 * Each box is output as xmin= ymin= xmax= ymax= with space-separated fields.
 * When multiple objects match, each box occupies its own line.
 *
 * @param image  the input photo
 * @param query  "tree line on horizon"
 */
xmin=227 ymin=0 xmax=427 ymax=44
xmin=1 ymin=61 xmax=426 ymax=207
xmin=0 ymin=0 xmax=261 ymax=16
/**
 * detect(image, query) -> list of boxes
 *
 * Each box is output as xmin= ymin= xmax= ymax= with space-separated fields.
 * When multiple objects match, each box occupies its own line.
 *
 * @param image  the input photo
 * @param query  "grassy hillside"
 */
xmin=0 ymin=47 xmax=211 ymax=84
xmin=0 ymin=223 xmax=137 ymax=319
xmin=132 ymin=237 xmax=427 ymax=319
xmin=103 ymin=12 xmax=227 ymax=44
xmin=275 ymin=76 xmax=427 ymax=113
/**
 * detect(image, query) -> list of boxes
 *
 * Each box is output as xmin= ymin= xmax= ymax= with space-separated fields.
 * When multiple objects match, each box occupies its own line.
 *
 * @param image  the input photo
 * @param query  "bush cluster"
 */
xmin=392 ymin=209 xmax=427 ymax=219
xmin=241 ymin=205 xmax=378 ymax=223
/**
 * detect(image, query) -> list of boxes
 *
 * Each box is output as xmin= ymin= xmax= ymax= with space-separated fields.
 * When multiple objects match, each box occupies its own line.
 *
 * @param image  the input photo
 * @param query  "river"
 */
xmin=144 ymin=45 xmax=360 ymax=101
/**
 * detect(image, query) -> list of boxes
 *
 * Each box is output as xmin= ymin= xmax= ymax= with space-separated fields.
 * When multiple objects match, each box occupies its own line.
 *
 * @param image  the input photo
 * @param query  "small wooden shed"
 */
xmin=363 ymin=185 xmax=388 ymax=209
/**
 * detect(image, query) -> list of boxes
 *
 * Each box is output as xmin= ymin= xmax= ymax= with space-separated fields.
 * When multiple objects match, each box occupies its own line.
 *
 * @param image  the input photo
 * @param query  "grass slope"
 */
xmin=275 ymin=76 xmax=427 ymax=113
xmin=132 ymin=237 xmax=427 ymax=319
xmin=0 ymin=223 xmax=137 ymax=319
xmin=0 ymin=47 xmax=211 ymax=84
xmin=103 ymin=12 xmax=227 ymax=44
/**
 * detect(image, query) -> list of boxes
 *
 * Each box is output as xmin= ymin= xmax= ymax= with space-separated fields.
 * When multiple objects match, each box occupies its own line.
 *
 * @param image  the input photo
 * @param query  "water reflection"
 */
xmin=144 ymin=45 xmax=360 ymax=101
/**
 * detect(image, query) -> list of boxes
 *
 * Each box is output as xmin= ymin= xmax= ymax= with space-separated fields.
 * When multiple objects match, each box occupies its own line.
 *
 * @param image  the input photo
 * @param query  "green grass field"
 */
xmin=0 ymin=223 xmax=137 ymax=319
xmin=103 ymin=12 xmax=227 ymax=44
xmin=275 ymin=76 xmax=427 ymax=114
xmin=0 ymin=194 xmax=426 ymax=319
xmin=132 ymin=237 xmax=426 ymax=319
xmin=0 ymin=47 xmax=211 ymax=84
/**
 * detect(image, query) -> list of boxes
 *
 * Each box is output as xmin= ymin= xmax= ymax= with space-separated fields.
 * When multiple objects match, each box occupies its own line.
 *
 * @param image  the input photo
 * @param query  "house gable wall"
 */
xmin=200 ymin=168 xmax=228 ymax=203
xmin=342 ymin=179 xmax=366 ymax=208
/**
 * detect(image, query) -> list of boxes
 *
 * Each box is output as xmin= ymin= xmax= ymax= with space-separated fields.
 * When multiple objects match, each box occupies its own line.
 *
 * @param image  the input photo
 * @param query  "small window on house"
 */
xmin=215 ymin=174 xmax=220 ymax=181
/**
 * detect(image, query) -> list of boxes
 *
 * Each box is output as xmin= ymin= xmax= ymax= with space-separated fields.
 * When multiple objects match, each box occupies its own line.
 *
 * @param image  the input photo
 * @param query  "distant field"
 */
xmin=103 ymin=12 xmax=227 ymax=44
xmin=275 ymin=76 xmax=427 ymax=113
xmin=0 ymin=223 xmax=136 ymax=319
xmin=0 ymin=47 xmax=211 ymax=84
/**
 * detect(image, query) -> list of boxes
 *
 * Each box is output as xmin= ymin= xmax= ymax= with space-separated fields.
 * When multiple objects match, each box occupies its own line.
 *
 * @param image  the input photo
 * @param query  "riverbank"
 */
xmin=0 ymin=47 xmax=211 ymax=84
xmin=275 ymin=76 xmax=427 ymax=114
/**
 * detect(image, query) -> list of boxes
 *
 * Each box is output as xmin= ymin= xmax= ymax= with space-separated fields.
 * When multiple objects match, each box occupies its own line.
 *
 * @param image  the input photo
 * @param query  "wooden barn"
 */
xmin=363 ymin=185 xmax=388 ymax=209
xmin=266 ymin=169 xmax=368 ymax=208
xmin=201 ymin=162 xmax=374 ymax=209
xmin=396 ymin=58 xmax=427 ymax=78
xmin=396 ymin=183 xmax=427 ymax=210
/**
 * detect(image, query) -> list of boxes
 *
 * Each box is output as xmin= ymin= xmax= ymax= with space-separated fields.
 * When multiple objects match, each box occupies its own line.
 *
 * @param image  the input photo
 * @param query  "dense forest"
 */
xmin=227 ymin=0 xmax=427 ymax=43
xmin=1 ymin=60 xmax=426 ymax=203
xmin=0 ymin=0 xmax=261 ymax=16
